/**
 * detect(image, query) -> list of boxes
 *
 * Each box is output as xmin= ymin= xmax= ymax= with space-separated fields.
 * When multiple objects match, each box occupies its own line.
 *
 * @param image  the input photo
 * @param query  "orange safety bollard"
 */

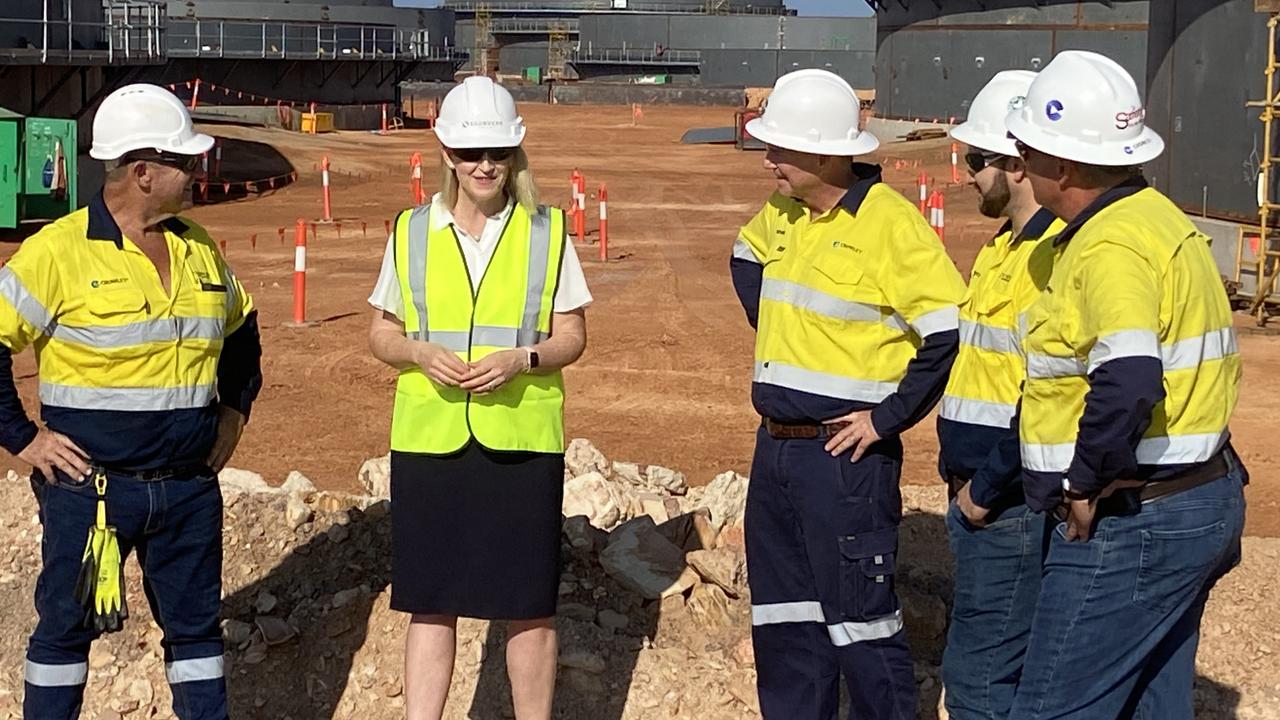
xmin=293 ymin=218 xmax=307 ymax=325
xmin=568 ymin=170 xmax=582 ymax=229
xmin=572 ymin=172 xmax=586 ymax=242
xmin=410 ymin=152 xmax=424 ymax=204
xmin=190 ymin=79 xmax=201 ymax=110
xmin=381 ymin=103 xmax=389 ymax=134
xmin=598 ymin=184 xmax=608 ymax=262
xmin=918 ymin=172 xmax=928 ymax=215
xmin=950 ymin=142 xmax=960 ymax=184
xmin=929 ymin=191 xmax=946 ymax=243
xmin=309 ymin=102 xmax=317 ymax=135
xmin=320 ymin=155 xmax=333 ymax=222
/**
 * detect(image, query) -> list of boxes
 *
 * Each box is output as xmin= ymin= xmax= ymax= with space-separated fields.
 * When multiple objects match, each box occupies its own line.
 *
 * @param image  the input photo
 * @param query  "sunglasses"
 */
xmin=964 ymin=150 xmax=1004 ymax=174
xmin=450 ymin=147 xmax=516 ymax=163
xmin=122 ymin=151 xmax=202 ymax=173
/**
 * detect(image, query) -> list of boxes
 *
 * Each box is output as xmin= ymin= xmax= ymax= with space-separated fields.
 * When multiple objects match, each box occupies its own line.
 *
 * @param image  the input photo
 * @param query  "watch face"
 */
xmin=531 ymin=351 xmax=540 ymax=368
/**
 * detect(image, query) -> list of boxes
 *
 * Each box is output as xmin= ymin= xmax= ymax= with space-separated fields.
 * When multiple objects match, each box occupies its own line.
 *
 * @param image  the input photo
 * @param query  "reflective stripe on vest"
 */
xmin=402 ymin=203 xmax=551 ymax=349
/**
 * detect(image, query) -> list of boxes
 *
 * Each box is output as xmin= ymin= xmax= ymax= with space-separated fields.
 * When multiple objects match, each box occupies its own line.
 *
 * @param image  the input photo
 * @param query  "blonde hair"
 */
xmin=440 ymin=146 xmax=539 ymax=214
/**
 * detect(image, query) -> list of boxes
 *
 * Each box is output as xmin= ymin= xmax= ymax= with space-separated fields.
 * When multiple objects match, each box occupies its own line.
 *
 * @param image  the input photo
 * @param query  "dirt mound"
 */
xmin=0 ymin=443 xmax=1272 ymax=719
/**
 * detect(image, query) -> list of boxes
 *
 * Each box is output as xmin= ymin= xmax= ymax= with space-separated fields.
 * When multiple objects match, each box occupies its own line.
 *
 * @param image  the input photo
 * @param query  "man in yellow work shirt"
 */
xmin=0 ymin=84 xmax=261 ymax=719
xmin=731 ymin=68 xmax=966 ymax=720
xmin=937 ymin=70 xmax=1065 ymax=720
xmin=1006 ymin=50 xmax=1245 ymax=719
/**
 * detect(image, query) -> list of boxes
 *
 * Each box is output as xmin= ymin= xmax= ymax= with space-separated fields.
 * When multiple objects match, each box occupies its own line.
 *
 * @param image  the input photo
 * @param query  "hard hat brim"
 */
xmin=745 ymin=118 xmax=880 ymax=157
xmin=1005 ymin=110 xmax=1164 ymax=166
xmin=89 ymin=131 xmax=215 ymax=161
xmin=950 ymin=122 xmax=1018 ymax=158
xmin=435 ymin=126 xmax=526 ymax=150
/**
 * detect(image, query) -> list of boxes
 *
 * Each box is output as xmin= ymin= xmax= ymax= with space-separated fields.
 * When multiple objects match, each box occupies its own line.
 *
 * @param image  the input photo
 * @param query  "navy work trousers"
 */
xmin=24 ymin=467 xmax=227 ymax=720
xmin=745 ymin=427 xmax=916 ymax=720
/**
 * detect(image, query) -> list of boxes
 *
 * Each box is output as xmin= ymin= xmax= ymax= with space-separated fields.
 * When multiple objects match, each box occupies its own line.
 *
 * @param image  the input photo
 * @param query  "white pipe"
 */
xmin=42 ymin=0 xmax=49 ymax=63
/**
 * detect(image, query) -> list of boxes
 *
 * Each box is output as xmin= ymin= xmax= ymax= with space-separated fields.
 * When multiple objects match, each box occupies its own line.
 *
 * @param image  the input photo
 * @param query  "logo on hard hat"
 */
xmin=1008 ymin=95 xmax=1027 ymax=112
xmin=1123 ymin=138 xmax=1152 ymax=155
xmin=461 ymin=120 xmax=502 ymax=128
xmin=1115 ymin=107 xmax=1145 ymax=130
xmin=1045 ymin=100 xmax=1064 ymax=121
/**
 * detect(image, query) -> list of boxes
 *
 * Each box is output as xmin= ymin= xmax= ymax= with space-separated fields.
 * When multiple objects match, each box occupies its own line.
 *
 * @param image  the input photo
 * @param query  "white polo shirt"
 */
xmin=368 ymin=193 xmax=593 ymax=317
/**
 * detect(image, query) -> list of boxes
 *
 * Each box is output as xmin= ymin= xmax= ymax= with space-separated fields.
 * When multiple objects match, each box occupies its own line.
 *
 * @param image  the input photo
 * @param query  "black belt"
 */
xmin=1053 ymin=451 xmax=1232 ymax=521
xmin=97 ymin=463 xmax=212 ymax=482
xmin=763 ymin=417 xmax=849 ymax=440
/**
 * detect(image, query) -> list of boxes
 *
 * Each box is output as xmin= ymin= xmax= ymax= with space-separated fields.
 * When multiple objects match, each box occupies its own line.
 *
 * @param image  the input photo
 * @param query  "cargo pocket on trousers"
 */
xmin=838 ymin=526 xmax=899 ymax=621
xmin=1133 ymin=520 xmax=1227 ymax=614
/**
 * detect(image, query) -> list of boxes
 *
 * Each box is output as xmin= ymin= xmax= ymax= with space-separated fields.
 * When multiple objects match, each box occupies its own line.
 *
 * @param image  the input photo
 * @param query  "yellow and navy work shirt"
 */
xmin=936 ymin=208 xmax=1063 ymax=508
xmin=0 ymin=193 xmax=262 ymax=470
xmin=1019 ymin=178 xmax=1241 ymax=511
xmin=731 ymin=163 xmax=966 ymax=436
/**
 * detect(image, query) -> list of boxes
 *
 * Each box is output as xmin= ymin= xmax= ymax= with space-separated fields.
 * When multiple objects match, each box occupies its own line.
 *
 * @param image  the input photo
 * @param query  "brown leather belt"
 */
xmin=1052 ymin=451 xmax=1232 ymax=521
xmin=763 ymin=417 xmax=850 ymax=440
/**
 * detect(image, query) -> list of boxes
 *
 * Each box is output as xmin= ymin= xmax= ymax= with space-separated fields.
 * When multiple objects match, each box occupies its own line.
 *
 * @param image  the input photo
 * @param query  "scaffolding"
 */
xmin=1246 ymin=8 xmax=1280 ymax=325
xmin=704 ymin=0 xmax=731 ymax=14
xmin=473 ymin=3 xmax=495 ymax=77
xmin=546 ymin=20 xmax=570 ymax=81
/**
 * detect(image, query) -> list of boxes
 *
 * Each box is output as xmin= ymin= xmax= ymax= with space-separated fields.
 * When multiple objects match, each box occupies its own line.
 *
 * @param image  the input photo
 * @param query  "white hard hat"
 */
xmin=434 ymin=76 xmax=526 ymax=149
xmin=951 ymin=70 xmax=1037 ymax=157
xmin=90 ymin=83 xmax=214 ymax=161
xmin=745 ymin=69 xmax=879 ymax=157
xmin=1004 ymin=50 xmax=1163 ymax=166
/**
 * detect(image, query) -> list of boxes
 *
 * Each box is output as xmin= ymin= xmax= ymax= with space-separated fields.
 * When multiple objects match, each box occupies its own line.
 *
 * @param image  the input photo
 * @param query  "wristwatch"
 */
xmin=526 ymin=348 xmax=540 ymax=370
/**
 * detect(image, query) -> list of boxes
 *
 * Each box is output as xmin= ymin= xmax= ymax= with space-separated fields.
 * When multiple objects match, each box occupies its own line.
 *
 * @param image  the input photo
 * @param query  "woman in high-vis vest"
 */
xmin=367 ymin=76 xmax=591 ymax=720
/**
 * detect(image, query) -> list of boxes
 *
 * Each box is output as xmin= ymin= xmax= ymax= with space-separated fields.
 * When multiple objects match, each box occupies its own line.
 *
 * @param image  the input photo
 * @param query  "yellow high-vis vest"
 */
xmin=391 ymin=202 xmax=567 ymax=455
xmin=940 ymin=213 xmax=1064 ymax=428
xmin=0 ymin=209 xmax=252 ymax=413
xmin=736 ymin=187 xmax=966 ymax=404
xmin=1020 ymin=188 xmax=1239 ymax=473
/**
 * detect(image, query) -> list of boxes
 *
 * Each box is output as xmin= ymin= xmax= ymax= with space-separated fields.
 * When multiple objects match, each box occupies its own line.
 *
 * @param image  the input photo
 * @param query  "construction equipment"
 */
xmin=546 ymin=20 xmax=570 ymax=82
xmin=0 ymin=107 xmax=77 ymax=230
xmin=473 ymin=3 xmax=496 ymax=77
xmin=1244 ymin=11 xmax=1280 ymax=324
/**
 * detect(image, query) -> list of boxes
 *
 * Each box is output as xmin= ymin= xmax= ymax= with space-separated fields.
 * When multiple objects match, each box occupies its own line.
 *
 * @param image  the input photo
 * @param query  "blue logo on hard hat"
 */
xmin=1045 ymin=100 xmax=1064 ymax=121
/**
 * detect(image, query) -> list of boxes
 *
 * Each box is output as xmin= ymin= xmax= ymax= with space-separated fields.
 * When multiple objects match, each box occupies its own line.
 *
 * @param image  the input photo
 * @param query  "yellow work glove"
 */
xmin=93 ymin=527 xmax=127 ymax=633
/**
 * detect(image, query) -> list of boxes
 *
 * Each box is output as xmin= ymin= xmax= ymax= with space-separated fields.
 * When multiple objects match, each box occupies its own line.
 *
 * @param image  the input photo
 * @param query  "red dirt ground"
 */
xmin=4 ymin=103 xmax=1278 ymax=536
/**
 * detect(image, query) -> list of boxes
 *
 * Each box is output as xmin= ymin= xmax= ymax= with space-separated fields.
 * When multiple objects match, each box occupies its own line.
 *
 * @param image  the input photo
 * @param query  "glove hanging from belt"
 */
xmin=72 ymin=471 xmax=128 ymax=633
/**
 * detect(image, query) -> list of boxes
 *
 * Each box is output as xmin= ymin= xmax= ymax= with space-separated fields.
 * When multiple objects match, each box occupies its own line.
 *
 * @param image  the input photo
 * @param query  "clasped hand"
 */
xmin=416 ymin=343 xmax=528 ymax=394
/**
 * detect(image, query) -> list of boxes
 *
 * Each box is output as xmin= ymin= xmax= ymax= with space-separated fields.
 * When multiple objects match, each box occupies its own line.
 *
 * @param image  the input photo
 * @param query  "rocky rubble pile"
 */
xmin=0 ymin=442 xmax=1272 ymax=719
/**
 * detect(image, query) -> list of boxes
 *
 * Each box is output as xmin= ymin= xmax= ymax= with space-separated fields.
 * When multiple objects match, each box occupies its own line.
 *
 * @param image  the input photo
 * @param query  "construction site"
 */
xmin=1 ymin=0 xmax=1279 ymax=718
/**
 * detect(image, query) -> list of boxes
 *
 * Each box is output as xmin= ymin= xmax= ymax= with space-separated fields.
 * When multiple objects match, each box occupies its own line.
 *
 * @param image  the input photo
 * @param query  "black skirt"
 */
xmin=389 ymin=442 xmax=564 ymax=619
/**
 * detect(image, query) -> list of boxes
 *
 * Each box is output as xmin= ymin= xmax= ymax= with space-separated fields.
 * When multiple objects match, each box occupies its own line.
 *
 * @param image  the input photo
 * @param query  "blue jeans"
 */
xmin=24 ymin=468 xmax=227 ymax=720
xmin=942 ymin=501 xmax=1047 ymax=720
xmin=1009 ymin=468 xmax=1246 ymax=720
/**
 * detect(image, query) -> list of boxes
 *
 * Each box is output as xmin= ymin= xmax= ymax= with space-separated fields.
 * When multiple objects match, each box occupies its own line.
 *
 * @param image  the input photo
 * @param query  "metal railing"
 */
xmin=570 ymin=46 xmax=701 ymax=64
xmin=0 ymin=1 xmax=165 ymax=64
xmin=165 ymin=20 xmax=456 ymax=61
xmin=490 ymin=17 xmax=580 ymax=34
xmin=446 ymin=0 xmax=789 ymax=15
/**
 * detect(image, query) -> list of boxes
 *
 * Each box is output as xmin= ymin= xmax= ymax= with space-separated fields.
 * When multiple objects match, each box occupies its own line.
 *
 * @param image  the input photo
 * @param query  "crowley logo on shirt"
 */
xmin=90 ymin=277 xmax=128 ymax=289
